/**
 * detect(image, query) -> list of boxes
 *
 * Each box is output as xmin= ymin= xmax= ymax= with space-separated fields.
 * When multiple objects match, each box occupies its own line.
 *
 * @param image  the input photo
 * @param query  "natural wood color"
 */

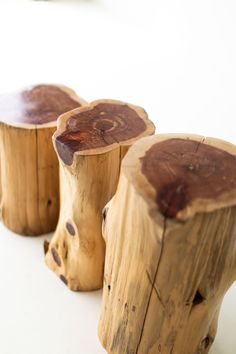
xmin=99 ymin=134 xmax=236 ymax=354
xmin=0 ymin=84 xmax=86 ymax=235
xmin=45 ymin=99 xmax=155 ymax=291
xmin=0 ymin=149 xmax=2 ymax=216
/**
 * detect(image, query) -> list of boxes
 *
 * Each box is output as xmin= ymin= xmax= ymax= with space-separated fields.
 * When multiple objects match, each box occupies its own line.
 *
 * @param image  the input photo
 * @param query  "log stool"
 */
xmin=0 ymin=84 xmax=86 ymax=235
xmin=45 ymin=99 xmax=155 ymax=291
xmin=99 ymin=134 xmax=236 ymax=354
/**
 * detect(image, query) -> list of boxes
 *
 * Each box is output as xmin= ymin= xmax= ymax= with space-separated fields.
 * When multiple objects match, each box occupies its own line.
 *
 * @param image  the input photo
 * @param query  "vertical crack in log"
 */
xmin=146 ymin=270 xmax=165 ymax=309
xmin=158 ymin=137 xmax=207 ymax=219
xmin=135 ymin=217 xmax=167 ymax=353
xmin=194 ymin=137 xmax=206 ymax=153
xmin=98 ymin=129 xmax=111 ymax=146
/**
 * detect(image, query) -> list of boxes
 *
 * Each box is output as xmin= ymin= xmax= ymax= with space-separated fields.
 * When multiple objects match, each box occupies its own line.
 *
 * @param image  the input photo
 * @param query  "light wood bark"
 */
xmin=0 ymin=84 xmax=86 ymax=235
xmin=45 ymin=99 xmax=155 ymax=291
xmin=99 ymin=134 xmax=236 ymax=354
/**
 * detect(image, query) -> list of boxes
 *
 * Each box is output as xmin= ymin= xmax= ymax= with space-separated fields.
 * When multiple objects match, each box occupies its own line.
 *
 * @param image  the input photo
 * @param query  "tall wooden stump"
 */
xmin=0 ymin=84 xmax=86 ymax=235
xmin=99 ymin=134 xmax=236 ymax=354
xmin=45 ymin=100 xmax=155 ymax=291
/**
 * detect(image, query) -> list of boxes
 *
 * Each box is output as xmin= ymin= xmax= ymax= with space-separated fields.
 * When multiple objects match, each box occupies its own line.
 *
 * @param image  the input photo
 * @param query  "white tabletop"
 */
xmin=0 ymin=0 xmax=236 ymax=353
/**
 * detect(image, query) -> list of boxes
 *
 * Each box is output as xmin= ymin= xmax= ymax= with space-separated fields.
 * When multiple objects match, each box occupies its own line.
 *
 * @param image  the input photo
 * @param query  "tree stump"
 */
xmin=99 ymin=134 xmax=236 ymax=354
xmin=45 ymin=99 xmax=155 ymax=291
xmin=0 ymin=84 xmax=86 ymax=235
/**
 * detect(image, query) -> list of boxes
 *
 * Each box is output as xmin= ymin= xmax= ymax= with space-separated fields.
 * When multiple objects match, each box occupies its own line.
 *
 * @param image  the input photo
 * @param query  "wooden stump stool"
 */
xmin=0 ymin=84 xmax=86 ymax=235
xmin=45 ymin=100 xmax=155 ymax=291
xmin=99 ymin=134 xmax=236 ymax=354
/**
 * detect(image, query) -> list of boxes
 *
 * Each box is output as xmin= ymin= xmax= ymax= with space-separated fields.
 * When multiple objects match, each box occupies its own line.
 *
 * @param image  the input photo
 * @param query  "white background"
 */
xmin=0 ymin=0 xmax=236 ymax=353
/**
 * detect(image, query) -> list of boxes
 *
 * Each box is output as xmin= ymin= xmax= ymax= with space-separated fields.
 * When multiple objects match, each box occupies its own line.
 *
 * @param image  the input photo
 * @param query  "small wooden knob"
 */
xmin=45 ymin=99 xmax=155 ymax=291
xmin=99 ymin=134 xmax=236 ymax=354
xmin=0 ymin=84 xmax=86 ymax=235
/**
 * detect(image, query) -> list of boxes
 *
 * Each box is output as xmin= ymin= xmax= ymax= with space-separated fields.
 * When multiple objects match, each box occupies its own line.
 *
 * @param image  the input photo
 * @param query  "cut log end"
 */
xmin=54 ymin=100 xmax=155 ymax=165
xmin=0 ymin=84 xmax=84 ymax=126
xmin=141 ymin=138 xmax=236 ymax=218
xmin=122 ymin=135 xmax=236 ymax=220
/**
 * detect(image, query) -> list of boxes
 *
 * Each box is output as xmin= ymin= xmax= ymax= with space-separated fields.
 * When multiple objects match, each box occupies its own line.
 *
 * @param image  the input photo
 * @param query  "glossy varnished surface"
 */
xmin=55 ymin=102 xmax=147 ymax=165
xmin=141 ymin=138 xmax=236 ymax=217
xmin=0 ymin=85 xmax=81 ymax=125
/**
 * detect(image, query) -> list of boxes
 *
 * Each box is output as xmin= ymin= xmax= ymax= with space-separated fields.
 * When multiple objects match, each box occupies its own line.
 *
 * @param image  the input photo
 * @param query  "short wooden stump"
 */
xmin=99 ymin=134 xmax=236 ymax=354
xmin=45 ymin=99 xmax=155 ymax=291
xmin=0 ymin=84 xmax=85 ymax=235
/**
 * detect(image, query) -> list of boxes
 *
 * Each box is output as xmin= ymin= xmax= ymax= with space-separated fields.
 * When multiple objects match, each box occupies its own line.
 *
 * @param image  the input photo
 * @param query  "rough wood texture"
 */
xmin=0 ymin=84 xmax=86 ymax=235
xmin=99 ymin=134 xmax=236 ymax=354
xmin=45 ymin=99 xmax=155 ymax=291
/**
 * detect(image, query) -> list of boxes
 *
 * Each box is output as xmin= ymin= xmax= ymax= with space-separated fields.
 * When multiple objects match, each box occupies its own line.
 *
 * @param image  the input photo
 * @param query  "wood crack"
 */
xmin=195 ymin=136 xmax=206 ymax=153
xmin=135 ymin=217 xmax=167 ymax=353
xmin=146 ymin=270 xmax=165 ymax=309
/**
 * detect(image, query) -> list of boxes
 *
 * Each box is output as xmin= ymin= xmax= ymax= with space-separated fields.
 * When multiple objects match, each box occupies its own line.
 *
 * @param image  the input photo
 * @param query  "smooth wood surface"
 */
xmin=99 ymin=134 xmax=236 ymax=354
xmin=45 ymin=99 xmax=155 ymax=291
xmin=0 ymin=84 xmax=86 ymax=235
